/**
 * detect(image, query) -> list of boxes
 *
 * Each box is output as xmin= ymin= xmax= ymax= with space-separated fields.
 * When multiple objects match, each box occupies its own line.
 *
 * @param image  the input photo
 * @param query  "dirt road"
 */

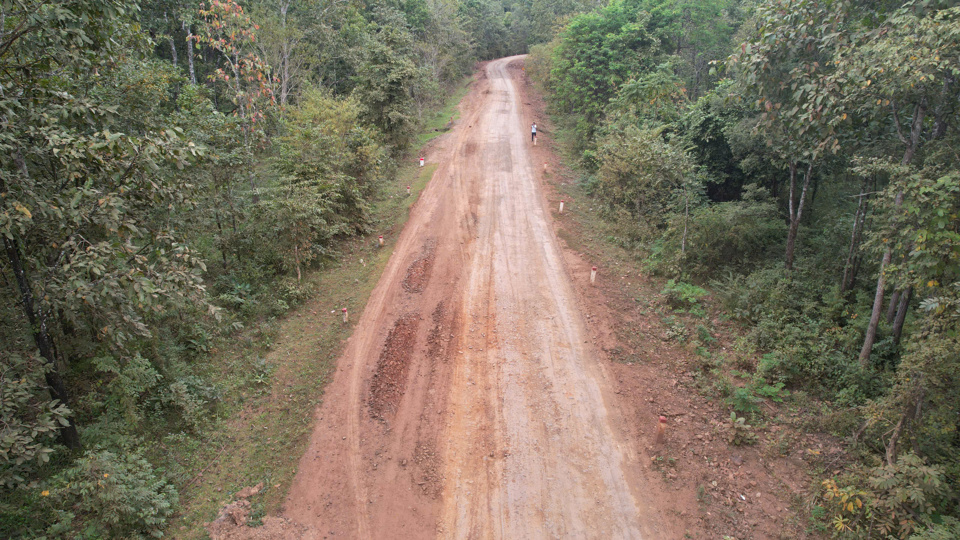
xmin=282 ymin=56 xmax=656 ymax=539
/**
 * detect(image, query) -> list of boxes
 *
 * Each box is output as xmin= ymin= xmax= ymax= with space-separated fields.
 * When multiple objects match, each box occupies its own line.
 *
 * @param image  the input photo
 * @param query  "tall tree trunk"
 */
xmin=886 ymin=290 xmax=901 ymax=323
xmin=3 ymin=237 xmax=81 ymax=449
xmin=169 ymin=37 xmax=178 ymax=67
xmin=892 ymin=286 xmax=912 ymax=346
xmin=294 ymin=244 xmax=302 ymax=282
xmin=841 ymin=181 xmax=869 ymax=294
xmin=861 ymin=99 xmax=926 ymax=365
xmin=184 ymin=22 xmax=197 ymax=85
xmin=280 ymin=1 xmax=291 ymax=106
xmin=785 ymin=161 xmax=814 ymax=270
xmin=860 ymin=246 xmax=891 ymax=367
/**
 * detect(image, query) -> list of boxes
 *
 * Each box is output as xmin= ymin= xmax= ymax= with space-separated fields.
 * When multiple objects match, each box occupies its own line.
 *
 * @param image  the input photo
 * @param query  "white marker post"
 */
xmin=378 ymin=235 xmax=384 ymax=247
xmin=406 ymin=185 xmax=411 ymax=196
xmin=559 ymin=200 xmax=565 ymax=214
xmin=342 ymin=307 xmax=348 ymax=323
xmin=360 ymin=258 xmax=365 ymax=267
xmin=543 ymin=162 xmax=548 ymax=172
xmin=590 ymin=266 xmax=597 ymax=284
xmin=419 ymin=156 xmax=424 ymax=167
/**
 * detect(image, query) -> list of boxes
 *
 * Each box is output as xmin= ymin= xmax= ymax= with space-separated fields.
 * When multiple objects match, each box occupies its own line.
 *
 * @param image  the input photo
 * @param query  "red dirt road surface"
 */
xmin=282 ymin=56 xmax=662 ymax=539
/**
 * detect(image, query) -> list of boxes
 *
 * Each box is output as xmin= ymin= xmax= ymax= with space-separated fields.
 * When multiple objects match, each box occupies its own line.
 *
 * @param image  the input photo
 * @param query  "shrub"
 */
xmin=726 ymin=412 xmax=757 ymax=446
xmin=658 ymin=184 xmax=787 ymax=280
xmin=0 ymin=354 xmax=72 ymax=489
xmin=822 ymin=454 xmax=954 ymax=539
xmin=662 ymin=279 xmax=708 ymax=313
xmin=160 ymin=375 xmax=220 ymax=430
xmin=46 ymin=449 xmax=177 ymax=539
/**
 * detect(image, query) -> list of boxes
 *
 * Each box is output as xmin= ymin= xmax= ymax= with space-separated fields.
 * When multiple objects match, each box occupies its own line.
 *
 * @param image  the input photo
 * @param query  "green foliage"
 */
xmin=46 ymin=449 xmax=177 ymax=539
xmin=658 ymin=185 xmax=787 ymax=279
xmin=0 ymin=354 xmax=71 ymax=489
xmin=909 ymin=518 xmax=960 ymax=540
xmin=352 ymin=7 xmax=430 ymax=151
xmin=547 ymin=0 xmax=658 ymax=146
xmin=822 ymin=454 xmax=954 ymax=539
xmin=726 ymin=412 xmax=757 ymax=446
xmin=661 ymin=279 xmax=708 ymax=313
xmin=594 ymin=123 xmax=698 ymax=226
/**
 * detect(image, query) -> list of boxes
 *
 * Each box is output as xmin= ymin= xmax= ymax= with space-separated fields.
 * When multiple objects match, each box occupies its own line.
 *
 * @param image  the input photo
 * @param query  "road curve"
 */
xmin=283 ymin=56 xmax=650 ymax=539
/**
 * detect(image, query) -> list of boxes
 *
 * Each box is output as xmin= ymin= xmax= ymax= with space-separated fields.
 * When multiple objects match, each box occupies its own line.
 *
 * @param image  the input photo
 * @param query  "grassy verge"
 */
xmin=416 ymin=78 xmax=471 ymax=146
xmin=161 ymin=120 xmax=449 ymax=537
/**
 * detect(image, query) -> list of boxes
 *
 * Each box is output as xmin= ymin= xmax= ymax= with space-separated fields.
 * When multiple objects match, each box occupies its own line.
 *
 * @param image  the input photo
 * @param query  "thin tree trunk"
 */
xmin=681 ymin=185 xmax=689 ymax=256
xmin=886 ymin=387 xmax=924 ymax=466
xmin=294 ymin=244 xmax=302 ymax=282
xmin=860 ymin=246 xmax=891 ymax=366
xmin=3 ymin=237 xmax=81 ymax=449
xmin=892 ymin=286 xmax=912 ymax=346
xmin=887 ymin=290 xmax=901 ymax=323
xmin=785 ymin=161 xmax=814 ymax=270
xmin=184 ymin=22 xmax=197 ymax=85
xmin=841 ymin=182 xmax=869 ymax=294
xmin=169 ymin=37 xmax=178 ymax=67
xmin=861 ymin=99 xmax=925 ymax=365
xmin=280 ymin=1 xmax=291 ymax=106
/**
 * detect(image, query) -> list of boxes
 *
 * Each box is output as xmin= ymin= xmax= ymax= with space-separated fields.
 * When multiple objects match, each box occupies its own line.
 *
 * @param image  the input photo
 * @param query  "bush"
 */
xmin=0 ymin=354 xmax=72 ymax=489
xmin=46 ymin=449 xmax=177 ymax=539
xmin=662 ymin=279 xmax=708 ymax=315
xmin=659 ymin=184 xmax=787 ymax=280
xmin=726 ymin=412 xmax=757 ymax=446
xmin=821 ymin=454 xmax=954 ymax=539
xmin=160 ymin=375 xmax=220 ymax=430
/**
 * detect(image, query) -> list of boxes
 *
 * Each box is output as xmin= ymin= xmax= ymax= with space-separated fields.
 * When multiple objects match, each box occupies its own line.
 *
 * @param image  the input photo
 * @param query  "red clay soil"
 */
xmin=209 ymin=56 xmax=822 ymax=540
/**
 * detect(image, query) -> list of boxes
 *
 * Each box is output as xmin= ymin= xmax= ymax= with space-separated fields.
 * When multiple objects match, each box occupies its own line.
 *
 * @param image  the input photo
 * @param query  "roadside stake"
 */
xmin=590 ymin=266 xmax=597 ymax=284
xmin=559 ymin=200 xmax=564 ymax=214
xmin=378 ymin=235 xmax=384 ymax=247
xmin=342 ymin=307 xmax=348 ymax=323
xmin=655 ymin=416 xmax=667 ymax=445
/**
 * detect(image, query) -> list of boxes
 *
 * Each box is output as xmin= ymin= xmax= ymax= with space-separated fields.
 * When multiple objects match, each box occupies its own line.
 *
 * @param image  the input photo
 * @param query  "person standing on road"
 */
xmin=531 ymin=122 xmax=537 ymax=143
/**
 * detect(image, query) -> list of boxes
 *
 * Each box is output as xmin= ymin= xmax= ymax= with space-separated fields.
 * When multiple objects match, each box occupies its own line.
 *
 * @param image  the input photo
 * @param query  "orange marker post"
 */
xmin=655 ymin=416 xmax=667 ymax=445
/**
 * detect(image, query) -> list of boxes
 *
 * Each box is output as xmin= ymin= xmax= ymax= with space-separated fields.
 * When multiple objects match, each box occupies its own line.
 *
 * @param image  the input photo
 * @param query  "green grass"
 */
xmin=162 ymin=94 xmax=459 ymax=538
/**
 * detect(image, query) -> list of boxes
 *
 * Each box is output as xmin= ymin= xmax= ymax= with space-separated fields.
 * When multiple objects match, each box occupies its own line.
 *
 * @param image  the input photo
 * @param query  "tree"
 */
xmin=351 ymin=7 xmax=425 ymax=151
xmin=1 ymin=0 xmax=208 ymax=450
xmin=194 ymin=0 xmax=276 ymax=132
xmin=640 ymin=0 xmax=740 ymax=99
xmin=836 ymin=4 xmax=960 ymax=365
xmin=725 ymin=0 xmax=847 ymax=270
xmin=269 ymin=88 xmax=385 ymax=279
xmin=548 ymin=0 xmax=659 ymax=150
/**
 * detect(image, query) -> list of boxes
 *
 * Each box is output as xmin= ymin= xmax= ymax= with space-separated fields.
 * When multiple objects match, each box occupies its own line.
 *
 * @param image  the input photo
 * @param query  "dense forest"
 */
xmin=0 ymin=0 xmax=596 ymax=536
xmin=2 ymin=0 xmax=958 ymax=537
xmin=529 ymin=0 xmax=960 ymax=537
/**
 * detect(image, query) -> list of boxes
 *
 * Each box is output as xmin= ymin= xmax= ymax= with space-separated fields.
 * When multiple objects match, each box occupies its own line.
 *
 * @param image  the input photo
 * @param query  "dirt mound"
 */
xmin=207 ymin=484 xmax=319 ymax=540
xmin=401 ymin=245 xmax=435 ymax=293
xmin=368 ymin=314 xmax=420 ymax=419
